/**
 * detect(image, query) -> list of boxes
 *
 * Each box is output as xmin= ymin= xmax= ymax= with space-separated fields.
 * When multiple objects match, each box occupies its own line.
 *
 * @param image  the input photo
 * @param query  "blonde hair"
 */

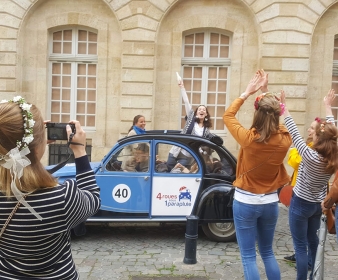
xmin=251 ymin=94 xmax=281 ymax=143
xmin=0 ymin=102 xmax=57 ymax=197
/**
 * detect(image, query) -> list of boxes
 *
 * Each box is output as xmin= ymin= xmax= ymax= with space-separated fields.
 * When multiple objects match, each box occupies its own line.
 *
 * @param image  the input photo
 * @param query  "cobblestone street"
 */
xmin=71 ymin=205 xmax=338 ymax=279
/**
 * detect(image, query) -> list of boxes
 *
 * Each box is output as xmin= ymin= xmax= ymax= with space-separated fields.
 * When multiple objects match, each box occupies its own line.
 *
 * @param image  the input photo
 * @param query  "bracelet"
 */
xmin=240 ymin=92 xmax=249 ymax=100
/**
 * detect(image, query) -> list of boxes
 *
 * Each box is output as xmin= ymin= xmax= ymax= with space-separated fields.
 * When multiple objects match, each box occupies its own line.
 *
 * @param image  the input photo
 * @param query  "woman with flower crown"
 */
xmin=223 ymin=70 xmax=292 ymax=280
xmin=0 ymin=97 xmax=100 ymax=279
xmin=281 ymin=89 xmax=338 ymax=280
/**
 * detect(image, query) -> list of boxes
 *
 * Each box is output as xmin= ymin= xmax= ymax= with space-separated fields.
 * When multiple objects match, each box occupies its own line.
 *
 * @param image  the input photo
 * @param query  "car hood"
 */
xmin=46 ymin=162 xmax=101 ymax=178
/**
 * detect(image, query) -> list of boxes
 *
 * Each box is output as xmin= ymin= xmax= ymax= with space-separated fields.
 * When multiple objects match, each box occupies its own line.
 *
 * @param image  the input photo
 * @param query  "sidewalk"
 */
xmin=71 ymin=204 xmax=338 ymax=279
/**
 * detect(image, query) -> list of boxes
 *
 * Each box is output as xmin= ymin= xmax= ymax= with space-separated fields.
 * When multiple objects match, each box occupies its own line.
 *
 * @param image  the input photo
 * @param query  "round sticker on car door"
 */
xmin=112 ymin=184 xmax=131 ymax=203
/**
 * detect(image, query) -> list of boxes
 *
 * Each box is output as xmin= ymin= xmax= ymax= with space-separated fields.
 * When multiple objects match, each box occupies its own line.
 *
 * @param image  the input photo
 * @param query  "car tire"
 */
xmin=201 ymin=222 xmax=236 ymax=242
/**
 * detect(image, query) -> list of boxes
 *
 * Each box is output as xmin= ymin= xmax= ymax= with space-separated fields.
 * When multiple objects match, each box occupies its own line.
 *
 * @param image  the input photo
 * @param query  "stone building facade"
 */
xmin=1 ymin=0 xmax=338 ymax=164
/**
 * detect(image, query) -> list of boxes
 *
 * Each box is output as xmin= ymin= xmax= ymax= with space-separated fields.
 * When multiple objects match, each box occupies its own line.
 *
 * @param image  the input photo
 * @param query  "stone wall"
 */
xmin=1 ymin=0 xmax=338 ymax=163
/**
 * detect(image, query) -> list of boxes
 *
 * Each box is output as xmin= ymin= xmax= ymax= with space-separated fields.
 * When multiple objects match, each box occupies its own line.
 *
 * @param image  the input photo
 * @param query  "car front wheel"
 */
xmin=201 ymin=222 xmax=236 ymax=242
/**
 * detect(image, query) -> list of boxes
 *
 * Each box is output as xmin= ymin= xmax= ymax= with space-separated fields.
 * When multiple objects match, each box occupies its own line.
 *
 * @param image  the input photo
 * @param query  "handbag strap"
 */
xmin=0 ymin=195 xmax=27 ymax=238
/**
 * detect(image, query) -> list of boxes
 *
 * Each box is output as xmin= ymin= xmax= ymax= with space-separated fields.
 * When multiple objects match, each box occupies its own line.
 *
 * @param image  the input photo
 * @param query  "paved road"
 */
xmin=71 ymin=204 xmax=338 ymax=279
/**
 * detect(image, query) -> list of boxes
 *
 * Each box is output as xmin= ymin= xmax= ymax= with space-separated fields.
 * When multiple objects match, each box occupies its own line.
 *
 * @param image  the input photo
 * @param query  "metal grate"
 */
xmin=48 ymin=143 xmax=92 ymax=165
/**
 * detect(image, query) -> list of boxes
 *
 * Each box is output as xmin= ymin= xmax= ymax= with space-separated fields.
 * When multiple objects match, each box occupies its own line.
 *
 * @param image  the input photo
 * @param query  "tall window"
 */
xmin=180 ymin=31 xmax=231 ymax=132
xmin=49 ymin=28 xmax=98 ymax=129
xmin=331 ymin=36 xmax=338 ymax=123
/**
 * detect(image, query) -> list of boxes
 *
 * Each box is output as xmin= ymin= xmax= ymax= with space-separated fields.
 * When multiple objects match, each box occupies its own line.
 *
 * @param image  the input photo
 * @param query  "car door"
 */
xmin=151 ymin=141 xmax=203 ymax=217
xmin=96 ymin=140 xmax=152 ymax=214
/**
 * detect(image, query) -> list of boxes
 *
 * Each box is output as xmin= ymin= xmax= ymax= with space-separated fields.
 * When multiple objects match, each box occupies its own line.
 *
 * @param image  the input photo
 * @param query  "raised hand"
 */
xmin=258 ymin=69 xmax=269 ymax=92
xmin=244 ymin=72 xmax=263 ymax=96
xmin=324 ymin=89 xmax=336 ymax=107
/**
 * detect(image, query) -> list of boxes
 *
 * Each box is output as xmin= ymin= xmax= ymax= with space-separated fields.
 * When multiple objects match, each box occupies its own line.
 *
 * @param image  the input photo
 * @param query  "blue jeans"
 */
xmin=289 ymin=194 xmax=322 ymax=280
xmin=167 ymin=152 xmax=192 ymax=170
xmin=233 ymin=200 xmax=280 ymax=280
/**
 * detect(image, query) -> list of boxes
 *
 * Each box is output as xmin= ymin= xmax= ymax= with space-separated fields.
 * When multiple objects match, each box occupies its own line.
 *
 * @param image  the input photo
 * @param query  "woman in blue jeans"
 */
xmin=223 ymin=70 xmax=292 ymax=280
xmin=281 ymin=89 xmax=338 ymax=280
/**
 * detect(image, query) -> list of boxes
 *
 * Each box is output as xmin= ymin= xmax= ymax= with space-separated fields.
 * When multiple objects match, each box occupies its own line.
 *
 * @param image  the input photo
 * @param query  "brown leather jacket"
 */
xmin=323 ymin=172 xmax=338 ymax=208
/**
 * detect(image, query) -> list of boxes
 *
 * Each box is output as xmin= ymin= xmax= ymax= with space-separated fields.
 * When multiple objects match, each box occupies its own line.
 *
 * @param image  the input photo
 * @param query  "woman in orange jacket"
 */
xmin=223 ymin=70 xmax=292 ymax=280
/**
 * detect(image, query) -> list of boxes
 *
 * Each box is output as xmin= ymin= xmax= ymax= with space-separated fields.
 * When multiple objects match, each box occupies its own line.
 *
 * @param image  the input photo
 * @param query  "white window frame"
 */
xmin=48 ymin=26 xmax=98 ymax=130
xmin=180 ymin=29 xmax=232 ymax=135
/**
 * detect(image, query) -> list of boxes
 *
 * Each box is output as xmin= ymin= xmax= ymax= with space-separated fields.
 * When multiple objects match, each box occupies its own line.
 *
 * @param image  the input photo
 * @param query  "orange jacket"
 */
xmin=223 ymin=98 xmax=292 ymax=194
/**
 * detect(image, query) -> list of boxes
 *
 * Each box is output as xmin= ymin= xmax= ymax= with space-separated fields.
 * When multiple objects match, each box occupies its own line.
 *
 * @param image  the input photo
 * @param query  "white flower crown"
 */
xmin=0 ymin=96 xmax=35 ymax=150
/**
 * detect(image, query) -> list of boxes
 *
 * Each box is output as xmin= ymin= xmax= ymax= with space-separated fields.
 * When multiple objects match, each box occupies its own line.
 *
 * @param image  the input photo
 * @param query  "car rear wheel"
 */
xmin=201 ymin=222 xmax=236 ymax=242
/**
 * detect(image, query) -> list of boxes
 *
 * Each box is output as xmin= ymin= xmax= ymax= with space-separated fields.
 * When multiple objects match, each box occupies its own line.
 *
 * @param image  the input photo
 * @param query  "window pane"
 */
xmin=88 ymin=64 xmax=96 ymax=75
xmin=78 ymin=30 xmax=87 ymax=41
xmin=62 ymin=102 xmax=70 ymax=113
xmin=219 ymin=67 xmax=228 ymax=79
xmin=61 ymin=115 xmax=70 ymax=122
xmin=77 ymin=102 xmax=86 ymax=113
xmin=63 ymin=30 xmax=72 ymax=41
xmin=88 ymin=90 xmax=96 ymax=101
xmin=63 ymin=63 xmax=71 ymax=75
xmin=52 ymin=89 xmax=60 ymax=100
xmin=86 ymin=115 xmax=95 ymax=126
xmin=62 ymin=89 xmax=71 ymax=100
xmin=221 ymin=35 xmax=229 ymax=44
xmin=217 ymin=106 xmax=226 ymax=115
xmin=52 ymin=63 xmax=61 ymax=74
xmin=78 ymin=64 xmax=86 ymax=75
xmin=193 ymin=67 xmax=202 ymax=78
xmin=88 ymin=43 xmax=97 ymax=55
xmin=195 ymin=46 xmax=203 ymax=57
xmin=184 ymin=80 xmax=192 ymax=91
xmin=220 ymin=46 xmax=229 ymax=58
xmin=51 ymin=102 xmax=60 ymax=113
xmin=77 ymin=77 xmax=86 ymax=88
xmin=62 ymin=76 xmax=71 ymax=87
xmin=77 ymin=90 xmax=86 ymax=101
xmin=218 ymin=80 xmax=227 ymax=92
xmin=210 ymin=46 xmax=218 ymax=57
xmin=87 ymin=77 xmax=96 ymax=89
xmin=216 ymin=119 xmax=224 ymax=130
xmin=218 ymin=93 xmax=226 ymax=104
xmin=195 ymin=33 xmax=204 ymax=44
xmin=89 ymin=32 xmax=97 ymax=42
xmin=184 ymin=45 xmax=193 ymax=57
xmin=208 ymin=106 xmax=215 ymax=116
xmin=185 ymin=34 xmax=194 ymax=44
xmin=53 ymin=42 xmax=61 ymax=53
xmin=207 ymin=93 xmax=216 ymax=104
xmin=192 ymin=80 xmax=201 ymax=91
xmin=76 ymin=115 xmax=85 ymax=124
xmin=52 ymin=76 xmax=60 ymax=87
xmin=183 ymin=67 xmax=192 ymax=78
xmin=53 ymin=31 xmax=62 ymax=40
xmin=63 ymin=42 xmax=72 ymax=54
xmin=208 ymin=81 xmax=216 ymax=91
xmin=87 ymin=103 xmax=96 ymax=114
xmin=78 ymin=42 xmax=87 ymax=54
xmin=210 ymin=33 xmax=219 ymax=44
xmin=51 ymin=114 xmax=59 ymax=122
xmin=192 ymin=93 xmax=201 ymax=104
xmin=208 ymin=67 xmax=217 ymax=79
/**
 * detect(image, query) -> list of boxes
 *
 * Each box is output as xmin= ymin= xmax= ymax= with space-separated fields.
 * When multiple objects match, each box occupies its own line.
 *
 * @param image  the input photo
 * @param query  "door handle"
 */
xmin=144 ymin=176 xmax=149 ymax=181
xmin=195 ymin=178 xmax=201 ymax=182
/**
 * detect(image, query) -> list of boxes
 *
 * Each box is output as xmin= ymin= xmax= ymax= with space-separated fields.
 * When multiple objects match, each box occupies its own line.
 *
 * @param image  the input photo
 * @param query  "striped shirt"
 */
xmin=0 ymin=156 xmax=100 ymax=279
xmin=284 ymin=116 xmax=333 ymax=203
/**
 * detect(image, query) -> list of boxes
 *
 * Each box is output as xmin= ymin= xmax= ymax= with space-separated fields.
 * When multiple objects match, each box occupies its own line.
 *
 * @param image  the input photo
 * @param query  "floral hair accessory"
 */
xmin=320 ymin=123 xmax=325 ymax=133
xmin=0 ymin=96 xmax=35 ymax=151
xmin=254 ymin=93 xmax=285 ymax=115
xmin=315 ymin=117 xmax=321 ymax=123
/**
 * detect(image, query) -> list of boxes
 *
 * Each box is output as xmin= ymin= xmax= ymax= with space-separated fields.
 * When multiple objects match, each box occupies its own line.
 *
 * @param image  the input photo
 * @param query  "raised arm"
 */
xmin=324 ymin=89 xmax=335 ymax=118
xmin=179 ymin=81 xmax=192 ymax=115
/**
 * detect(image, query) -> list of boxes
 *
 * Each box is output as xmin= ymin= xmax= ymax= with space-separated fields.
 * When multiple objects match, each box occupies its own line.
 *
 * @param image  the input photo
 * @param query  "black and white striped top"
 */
xmin=284 ymin=116 xmax=333 ymax=202
xmin=0 ymin=156 xmax=100 ymax=279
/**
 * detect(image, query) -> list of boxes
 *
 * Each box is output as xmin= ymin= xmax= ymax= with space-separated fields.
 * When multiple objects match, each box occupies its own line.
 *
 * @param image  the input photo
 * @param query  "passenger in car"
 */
xmin=170 ymin=162 xmax=198 ymax=174
xmin=123 ymin=143 xmax=149 ymax=172
xmin=167 ymin=80 xmax=213 ymax=170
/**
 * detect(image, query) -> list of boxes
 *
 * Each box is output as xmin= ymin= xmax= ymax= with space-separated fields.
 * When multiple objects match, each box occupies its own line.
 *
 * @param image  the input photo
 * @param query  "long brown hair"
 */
xmin=250 ymin=94 xmax=281 ymax=143
xmin=194 ymin=105 xmax=212 ymax=128
xmin=312 ymin=120 xmax=338 ymax=174
xmin=0 ymin=102 xmax=57 ymax=197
